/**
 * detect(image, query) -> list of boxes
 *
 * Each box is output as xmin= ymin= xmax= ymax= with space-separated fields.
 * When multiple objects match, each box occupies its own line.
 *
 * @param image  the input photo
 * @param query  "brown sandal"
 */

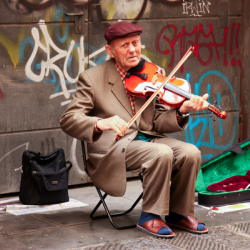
xmin=136 ymin=218 xmax=175 ymax=238
xmin=167 ymin=216 xmax=208 ymax=234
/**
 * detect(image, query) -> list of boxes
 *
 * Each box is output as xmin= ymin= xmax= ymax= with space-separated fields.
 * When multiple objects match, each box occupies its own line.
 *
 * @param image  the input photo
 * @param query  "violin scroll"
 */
xmin=208 ymin=101 xmax=227 ymax=120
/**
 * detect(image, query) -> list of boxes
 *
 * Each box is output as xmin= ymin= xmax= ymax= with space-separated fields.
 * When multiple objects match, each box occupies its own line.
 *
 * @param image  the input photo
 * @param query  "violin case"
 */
xmin=195 ymin=138 xmax=250 ymax=207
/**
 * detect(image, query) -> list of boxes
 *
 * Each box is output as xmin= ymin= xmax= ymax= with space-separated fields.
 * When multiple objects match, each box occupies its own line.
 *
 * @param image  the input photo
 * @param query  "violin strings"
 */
xmin=164 ymin=82 xmax=191 ymax=99
xmin=154 ymin=72 xmax=191 ymax=99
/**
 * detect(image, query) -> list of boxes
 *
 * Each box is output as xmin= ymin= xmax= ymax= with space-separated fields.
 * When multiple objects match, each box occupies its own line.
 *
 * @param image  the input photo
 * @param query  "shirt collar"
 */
xmin=115 ymin=62 xmax=127 ymax=81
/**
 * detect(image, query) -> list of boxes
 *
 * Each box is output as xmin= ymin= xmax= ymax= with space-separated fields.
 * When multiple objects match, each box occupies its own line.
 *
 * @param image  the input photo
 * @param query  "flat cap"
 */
xmin=104 ymin=21 xmax=142 ymax=44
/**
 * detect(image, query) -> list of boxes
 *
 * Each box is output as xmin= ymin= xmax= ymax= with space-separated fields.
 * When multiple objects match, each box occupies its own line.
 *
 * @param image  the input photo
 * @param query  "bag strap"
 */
xmin=32 ymin=160 xmax=73 ymax=176
xmin=66 ymin=160 xmax=73 ymax=171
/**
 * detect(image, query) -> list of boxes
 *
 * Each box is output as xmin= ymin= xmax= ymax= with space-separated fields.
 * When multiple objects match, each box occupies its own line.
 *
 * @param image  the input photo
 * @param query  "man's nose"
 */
xmin=127 ymin=43 xmax=136 ymax=53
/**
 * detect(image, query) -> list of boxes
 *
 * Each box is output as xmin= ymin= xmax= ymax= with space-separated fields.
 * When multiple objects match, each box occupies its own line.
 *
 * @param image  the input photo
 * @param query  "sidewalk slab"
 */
xmin=0 ymin=179 xmax=250 ymax=250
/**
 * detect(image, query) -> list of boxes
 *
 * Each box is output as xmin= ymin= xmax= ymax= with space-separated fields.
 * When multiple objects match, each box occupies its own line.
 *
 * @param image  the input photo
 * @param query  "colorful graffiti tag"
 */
xmin=185 ymin=70 xmax=238 ymax=159
xmin=155 ymin=22 xmax=241 ymax=72
xmin=25 ymin=19 xmax=86 ymax=101
xmin=24 ymin=19 xmax=151 ymax=106
xmin=182 ymin=0 xmax=211 ymax=17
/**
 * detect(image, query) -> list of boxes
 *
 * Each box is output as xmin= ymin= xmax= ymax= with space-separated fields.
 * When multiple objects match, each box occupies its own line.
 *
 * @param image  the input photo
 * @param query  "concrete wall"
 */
xmin=0 ymin=0 xmax=248 ymax=194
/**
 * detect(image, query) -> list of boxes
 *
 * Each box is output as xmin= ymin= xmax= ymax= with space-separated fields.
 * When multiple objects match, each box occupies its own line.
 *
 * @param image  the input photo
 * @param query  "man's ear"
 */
xmin=105 ymin=45 xmax=115 ymax=58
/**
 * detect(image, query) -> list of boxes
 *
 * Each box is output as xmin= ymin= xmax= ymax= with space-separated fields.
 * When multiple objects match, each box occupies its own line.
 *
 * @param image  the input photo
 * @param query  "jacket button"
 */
xmin=128 ymin=137 xmax=132 ymax=140
xmin=122 ymin=148 xmax=125 ymax=153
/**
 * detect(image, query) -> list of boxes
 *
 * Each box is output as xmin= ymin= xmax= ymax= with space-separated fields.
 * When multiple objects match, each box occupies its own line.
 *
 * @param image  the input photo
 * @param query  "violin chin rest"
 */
xmin=128 ymin=59 xmax=146 ymax=73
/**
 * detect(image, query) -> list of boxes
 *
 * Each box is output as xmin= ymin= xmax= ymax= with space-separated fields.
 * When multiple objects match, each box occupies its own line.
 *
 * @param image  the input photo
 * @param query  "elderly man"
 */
xmin=60 ymin=21 xmax=208 ymax=238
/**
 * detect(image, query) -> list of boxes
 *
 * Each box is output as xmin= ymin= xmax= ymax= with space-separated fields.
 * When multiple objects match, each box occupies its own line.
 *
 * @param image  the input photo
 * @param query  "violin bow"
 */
xmin=113 ymin=46 xmax=194 ymax=142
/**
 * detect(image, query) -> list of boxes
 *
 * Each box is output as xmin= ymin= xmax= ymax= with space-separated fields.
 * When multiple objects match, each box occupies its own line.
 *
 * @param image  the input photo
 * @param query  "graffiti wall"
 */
xmin=0 ymin=0 xmax=248 ymax=194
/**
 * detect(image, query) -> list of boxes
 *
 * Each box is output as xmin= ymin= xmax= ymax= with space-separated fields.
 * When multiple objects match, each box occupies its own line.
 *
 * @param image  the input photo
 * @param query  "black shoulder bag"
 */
xmin=19 ymin=148 xmax=72 ymax=205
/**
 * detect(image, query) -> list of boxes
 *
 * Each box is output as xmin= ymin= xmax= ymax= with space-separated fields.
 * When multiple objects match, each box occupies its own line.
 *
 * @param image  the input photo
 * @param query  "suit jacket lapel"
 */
xmin=107 ymin=60 xmax=133 ymax=117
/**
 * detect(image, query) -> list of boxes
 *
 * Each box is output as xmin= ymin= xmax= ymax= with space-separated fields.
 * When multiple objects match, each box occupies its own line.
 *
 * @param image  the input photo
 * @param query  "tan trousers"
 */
xmin=125 ymin=137 xmax=201 ymax=216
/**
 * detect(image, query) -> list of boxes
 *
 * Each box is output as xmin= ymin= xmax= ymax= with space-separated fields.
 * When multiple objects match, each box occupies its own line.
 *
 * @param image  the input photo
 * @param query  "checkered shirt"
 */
xmin=115 ymin=63 xmax=136 ymax=115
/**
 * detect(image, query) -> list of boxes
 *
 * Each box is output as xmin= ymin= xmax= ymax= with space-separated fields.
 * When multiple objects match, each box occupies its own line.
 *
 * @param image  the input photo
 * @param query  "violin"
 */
xmin=113 ymin=46 xmax=226 ymax=142
xmin=125 ymin=60 xmax=227 ymax=119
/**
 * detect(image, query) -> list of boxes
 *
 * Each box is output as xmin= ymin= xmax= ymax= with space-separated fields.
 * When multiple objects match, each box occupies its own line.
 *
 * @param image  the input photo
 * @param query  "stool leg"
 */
xmin=90 ymin=186 xmax=143 ymax=230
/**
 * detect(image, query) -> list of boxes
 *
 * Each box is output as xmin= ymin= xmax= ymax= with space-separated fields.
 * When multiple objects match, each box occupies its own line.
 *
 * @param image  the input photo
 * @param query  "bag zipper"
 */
xmin=32 ymin=167 xmax=67 ymax=176
xmin=14 ymin=166 xmax=23 ymax=173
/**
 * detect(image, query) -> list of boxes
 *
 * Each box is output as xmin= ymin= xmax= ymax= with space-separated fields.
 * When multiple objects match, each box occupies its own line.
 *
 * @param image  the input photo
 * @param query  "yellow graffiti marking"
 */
xmin=100 ymin=0 xmax=117 ymax=20
xmin=0 ymin=5 xmax=71 ymax=68
xmin=0 ymin=28 xmax=27 ymax=68
xmin=142 ymin=49 xmax=169 ymax=71
xmin=126 ymin=10 xmax=138 ymax=19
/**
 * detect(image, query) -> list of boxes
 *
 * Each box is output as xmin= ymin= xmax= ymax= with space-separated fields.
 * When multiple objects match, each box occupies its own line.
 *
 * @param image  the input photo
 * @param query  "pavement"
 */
xmin=0 ymin=178 xmax=250 ymax=250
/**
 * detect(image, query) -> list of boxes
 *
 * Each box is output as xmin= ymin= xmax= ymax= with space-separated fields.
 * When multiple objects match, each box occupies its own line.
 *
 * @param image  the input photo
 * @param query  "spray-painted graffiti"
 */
xmin=0 ymin=30 xmax=24 ymax=68
xmin=185 ymin=70 xmax=238 ymax=160
xmin=156 ymin=22 xmax=241 ymax=73
xmin=25 ymin=19 xmax=151 ymax=106
xmin=0 ymin=143 xmax=29 ymax=164
xmin=0 ymin=88 xmax=4 ymax=100
xmin=3 ymin=0 xmax=148 ymax=21
xmin=3 ymin=0 xmax=86 ymax=15
xmin=182 ymin=0 xmax=211 ymax=17
xmin=25 ymin=20 xmax=84 ymax=100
